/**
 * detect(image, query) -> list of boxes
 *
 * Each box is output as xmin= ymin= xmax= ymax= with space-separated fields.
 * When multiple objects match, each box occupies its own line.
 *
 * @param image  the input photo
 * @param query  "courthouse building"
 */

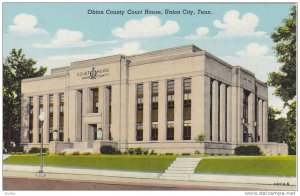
xmin=20 ymin=45 xmax=288 ymax=155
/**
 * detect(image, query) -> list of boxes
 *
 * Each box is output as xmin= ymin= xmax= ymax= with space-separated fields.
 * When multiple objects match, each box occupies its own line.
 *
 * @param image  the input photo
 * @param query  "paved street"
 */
xmin=3 ymin=177 xmax=244 ymax=190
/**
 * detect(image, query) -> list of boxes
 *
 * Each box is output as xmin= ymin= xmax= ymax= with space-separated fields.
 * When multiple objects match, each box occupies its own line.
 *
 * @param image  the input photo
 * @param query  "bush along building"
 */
xmin=20 ymin=45 xmax=288 ymax=155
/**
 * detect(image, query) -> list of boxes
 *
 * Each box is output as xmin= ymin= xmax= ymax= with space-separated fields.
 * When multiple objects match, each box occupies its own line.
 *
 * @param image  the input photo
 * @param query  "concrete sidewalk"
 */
xmin=3 ymin=164 xmax=296 ymax=190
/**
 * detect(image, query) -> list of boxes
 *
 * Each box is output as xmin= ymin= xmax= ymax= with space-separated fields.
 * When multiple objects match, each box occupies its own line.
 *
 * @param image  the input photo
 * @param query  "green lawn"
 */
xmin=195 ymin=156 xmax=296 ymax=176
xmin=4 ymin=154 xmax=176 ymax=172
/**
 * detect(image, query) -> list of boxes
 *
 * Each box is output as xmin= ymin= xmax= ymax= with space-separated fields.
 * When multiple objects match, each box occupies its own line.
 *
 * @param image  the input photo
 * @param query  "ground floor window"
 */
xmin=136 ymin=123 xmax=143 ymax=141
xmin=167 ymin=122 xmax=174 ymax=140
xmin=29 ymin=130 xmax=33 ymax=143
xmin=183 ymin=122 xmax=191 ymax=140
xmin=151 ymin=123 xmax=158 ymax=140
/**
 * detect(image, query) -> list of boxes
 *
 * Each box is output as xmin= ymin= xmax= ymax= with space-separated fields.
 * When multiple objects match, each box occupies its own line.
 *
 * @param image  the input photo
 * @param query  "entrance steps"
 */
xmin=159 ymin=157 xmax=201 ymax=181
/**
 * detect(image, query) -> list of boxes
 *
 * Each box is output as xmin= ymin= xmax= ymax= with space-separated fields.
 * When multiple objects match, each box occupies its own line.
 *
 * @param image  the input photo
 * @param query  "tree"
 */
xmin=3 ymin=49 xmax=47 ymax=152
xmin=268 ymin=107 xmax=288 ymax=143
xmin=268 ymin=6 xmax=296 ymax=154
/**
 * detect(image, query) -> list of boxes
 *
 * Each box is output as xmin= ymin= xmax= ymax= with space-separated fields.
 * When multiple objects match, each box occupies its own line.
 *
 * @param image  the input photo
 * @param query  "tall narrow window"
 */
xmin=167 ymin=122 xmax=174 ymax=140
xmin=167 ymin=80 xmax=174 ymax=140
xmin=107 ymin=86 xmax=112 ymax=140
xmin=225 ymin=86 xmax=228 ymax=142
xmin=151 ymin=82 xmax=158 ymax=140
xmin=38 ymin=96 xmax=43 ymax=143
xmin=136 ymin=84 xmax=143 ymax=141
xmin=49 ymin=94 xmax=53 ymax=141
xmin=28 ymin=97 xmax=33 ymax=143
xmin=210 ymin=79 xmax=214 ymax=141
xmin=183 ymin=78 xmax=191 ymax=140
xmin=91 ymin=88 xmax=99 ymax=113
xmin=243 ymin=90 xmax=250 ymax=142
xmin=59 ymin=93 xmax=64 ymax=141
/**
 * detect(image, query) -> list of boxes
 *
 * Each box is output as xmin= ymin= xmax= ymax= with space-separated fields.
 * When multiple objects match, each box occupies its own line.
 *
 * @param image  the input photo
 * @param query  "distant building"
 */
xmin=20 ymin=45 xmax=288 ymax=155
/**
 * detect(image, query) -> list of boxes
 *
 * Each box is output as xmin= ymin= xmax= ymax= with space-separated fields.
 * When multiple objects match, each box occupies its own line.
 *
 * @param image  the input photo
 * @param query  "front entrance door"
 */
xmin=87 ymin=124 xmax=97 ymax=147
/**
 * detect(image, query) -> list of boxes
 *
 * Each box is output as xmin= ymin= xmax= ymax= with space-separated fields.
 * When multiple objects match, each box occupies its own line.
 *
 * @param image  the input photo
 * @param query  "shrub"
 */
xmin=57 ymin=152 xmax=66 ymax=156
xmin=234 ymin=145 xmax=262 ymax=156
xmin=165 ymin=153 xmax=173 ymax=155
xmin=28 ymin=147 xmax=48 ymax=154
xmin=134 ymin=148 xmax=143 ymax=155
xmin=142 ymin=148 xmax=149 ymax=155
xmin=195 ymin=150 xmax=201 ymax=155
xmin=128 ymin=148 xmax=135 ymax=155
xmin=182 ymin=153 xmax=191 ymax=156
xmin=71 ymin=151 xmax=80 ymax=155
xmin=82 ymin=152 xmax=91 ymax=155
xmin=100 ymin=145 xmax=117 ymax=154
xmin=150 ymin=149 xmax=155 ymax=155
xmin=12 ymin=146 xmax=24 ymax=153
xmin=195 ymin=134 xmax=205 ymax=142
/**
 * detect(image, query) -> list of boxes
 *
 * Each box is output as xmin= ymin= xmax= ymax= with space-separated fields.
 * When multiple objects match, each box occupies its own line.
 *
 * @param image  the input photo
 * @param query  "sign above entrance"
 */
xmin=77 ymin=67 xmax=109 ymax=80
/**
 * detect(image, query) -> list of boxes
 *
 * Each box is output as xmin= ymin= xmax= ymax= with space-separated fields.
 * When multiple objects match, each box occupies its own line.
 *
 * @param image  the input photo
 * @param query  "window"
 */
xmin=183 ymin=78 xmax=191 ymax=121
xmin=59 ymin=93 xmax=64 ymax=141
xmin=151 ymin=123 xmax=158 ymax=141
xmin=218 ymin=82 xmax=221 ymax=141
xmin=167 ymin=80 xmax=174 ymax=121
xmin=38 ymin=96 xmax=43 ymax=143
xmin=49 ymin=94 xmax=54 ymax=141
xmin=167 ymin=122 xmax=174 ymax=140
xmin=136 ymin=84 xmax=143 ymax=141
xmin=91 ymin=88 xmax=98 ymax=113
xmin=210 ymin=79 xmax=214 ymax=141
xmin=136 ymin=123 xmax=143 ymax=141
xmin=107 ymin=86 xmax=112 ymax=140
xmin=243 ymin=90 xmax=250 ymax=142
xmin=183 ymin=122 xmax=191 ymax=140
xmin=28 ymin=97 xmax=33 ymax=142
xmin=151 ymin=82 xmax=158 ymax=123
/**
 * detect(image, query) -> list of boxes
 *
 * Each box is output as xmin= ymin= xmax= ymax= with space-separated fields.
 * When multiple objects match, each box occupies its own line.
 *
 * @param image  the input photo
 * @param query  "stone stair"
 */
xmin=159 ymin=157 xmax=201 ymax=181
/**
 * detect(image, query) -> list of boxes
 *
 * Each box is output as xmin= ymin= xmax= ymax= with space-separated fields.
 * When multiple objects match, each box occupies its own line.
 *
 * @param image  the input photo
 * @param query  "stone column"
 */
xmin=248 ymin=93 xmax=255 ymax=142
xmin=174 ymin=78 xmax=183 ymax=141
xmin=99 ymin=86 xmax=110 ymax=140
xmin=201 ymin=76 xmax=211 ymax=141
xmin=21 ymin=96 xmax=29 ymax=143
xmin=33 ymin=96 xmax=39 ymax=143
xmin=263 ymin=100 xmax=268 ymax=142
xmin=143 ymin=82 xmax=151 ymax=141
xmin=68 ymin=89 xmax=82 ymax=142
xmin=63 ymin=91 xmax=69 ymax=142
xmin=258 ymin=99 xmax=263 ymax=143
xmin=111 ymin=85 xmax=120 ymax=143
xmin=191 ymin=76 xmax=201 ymax=141
xmin=212 ymin=80 xmax=219 ymax=141
xmin=43 ymin=95 xmax=49 ymax=144
xmin=158 ymin=80 xmax=167 ymax=141
xmin=81 ymin=88 xmax=89 ymax=141
xmin=53 ymin=93 xmax=60 ymax=133
xmin=127 ymin=84 xmax=137 ymax=142
xmin=226 ymin=86 xmax=232 ymax=143
xmin=219 ymin=83 xmax=226 ymax=142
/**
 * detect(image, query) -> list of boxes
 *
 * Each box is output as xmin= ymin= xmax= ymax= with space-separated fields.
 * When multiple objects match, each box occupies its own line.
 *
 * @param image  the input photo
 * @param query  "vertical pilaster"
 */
xmin=258 ymin=99 xmax=263 ymax=143
xmin=226 ymin=86 xmax=232 ymax=142
xmin=43 ymin=95 xmax=49 ymax=143
xmin=64 ymin=91 xmax=69 ymax=142
xmin=212 ymin=80 xmax=219 ymax=141
xmin=202 ymin=76 xmax=211 ymax=141
xmin=111 ymin=85 xmax=120 ymax=143
xmin=81 ymin=88 xmax=89 ymax=142
xmin=33 ymin=96 xmax=39 ymax=143
xmin=248 ymin=93 xmax=255 ymax=142
xmin=143 ymin=82 xmax=151 ymax=141
xmin=21 ymin=96 xmax=29 ymax=143
xmin=128 ymin=84 xmax=137 ymax=142
xmin=191 ymin=76 xmax=201 ymax=140
xmin=174 ymin=78 xmax=183 ymax=141
xmin=100 ymin=86 xmax=110 ymax=140
xmin=263 ymin=100 xmax=268 ymax=142
xmin=219 ymin=83 xmax=226 ymax=142
xmin=158 ymin=80 xmax=167 ymax=141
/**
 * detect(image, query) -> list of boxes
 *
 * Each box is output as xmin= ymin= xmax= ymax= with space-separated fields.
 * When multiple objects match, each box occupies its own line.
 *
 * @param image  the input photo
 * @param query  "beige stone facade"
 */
xmin=20 ymin=45 xmax=288 ymax=155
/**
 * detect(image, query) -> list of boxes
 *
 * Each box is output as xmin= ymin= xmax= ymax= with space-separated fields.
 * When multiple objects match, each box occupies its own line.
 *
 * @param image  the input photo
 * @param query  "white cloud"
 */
xmin=8 ymin=13 xmax=48 ymax=35
xmin=184 ymin=27 xmax=209 ymax=40
xmin=213 ymin=10 xmax=266 ymax=38
xmin=103 ymin=42 xmax=145 ymax=56
xmin=32 ymin=29 xmax=116 ymax=48
xmin=237 ymin=43 xmax=269 ymax=57
xmin=112 ymin=16 xmax=179 ymax=38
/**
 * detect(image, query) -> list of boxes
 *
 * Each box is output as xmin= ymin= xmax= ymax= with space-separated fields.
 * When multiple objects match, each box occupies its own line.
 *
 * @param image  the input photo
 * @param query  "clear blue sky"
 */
xmin=3 ymin=2 xmax=295 ymax=113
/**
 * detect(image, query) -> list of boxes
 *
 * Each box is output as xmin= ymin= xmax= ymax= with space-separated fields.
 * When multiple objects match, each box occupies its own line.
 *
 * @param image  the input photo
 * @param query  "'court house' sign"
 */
xmin=77 ymin=67 xmax=109 ymax=80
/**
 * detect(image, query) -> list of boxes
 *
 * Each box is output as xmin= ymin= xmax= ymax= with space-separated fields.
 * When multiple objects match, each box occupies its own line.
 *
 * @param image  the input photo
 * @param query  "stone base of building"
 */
xmin=21 ymin=141 xmax=288 ymax=155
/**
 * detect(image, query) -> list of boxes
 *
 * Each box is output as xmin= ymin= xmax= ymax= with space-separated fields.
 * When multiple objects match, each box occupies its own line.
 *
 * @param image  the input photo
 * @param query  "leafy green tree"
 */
xmin=268 ymin=107 xmax=288 ymax=143
xmin=268 ymin=6 xmax=296 ymax=154
xmin=3 ymin=49 xmax=47 ymax=152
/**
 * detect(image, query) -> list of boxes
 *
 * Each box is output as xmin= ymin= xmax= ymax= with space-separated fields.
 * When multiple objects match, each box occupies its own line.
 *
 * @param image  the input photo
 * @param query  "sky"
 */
xmin=3 ymin=2 xmax=295 ymax=115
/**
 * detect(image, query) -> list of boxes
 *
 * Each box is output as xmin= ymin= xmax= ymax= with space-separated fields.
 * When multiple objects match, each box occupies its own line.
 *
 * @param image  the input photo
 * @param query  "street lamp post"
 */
xmin=38 ymin=112 xmax=45 ymax=176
